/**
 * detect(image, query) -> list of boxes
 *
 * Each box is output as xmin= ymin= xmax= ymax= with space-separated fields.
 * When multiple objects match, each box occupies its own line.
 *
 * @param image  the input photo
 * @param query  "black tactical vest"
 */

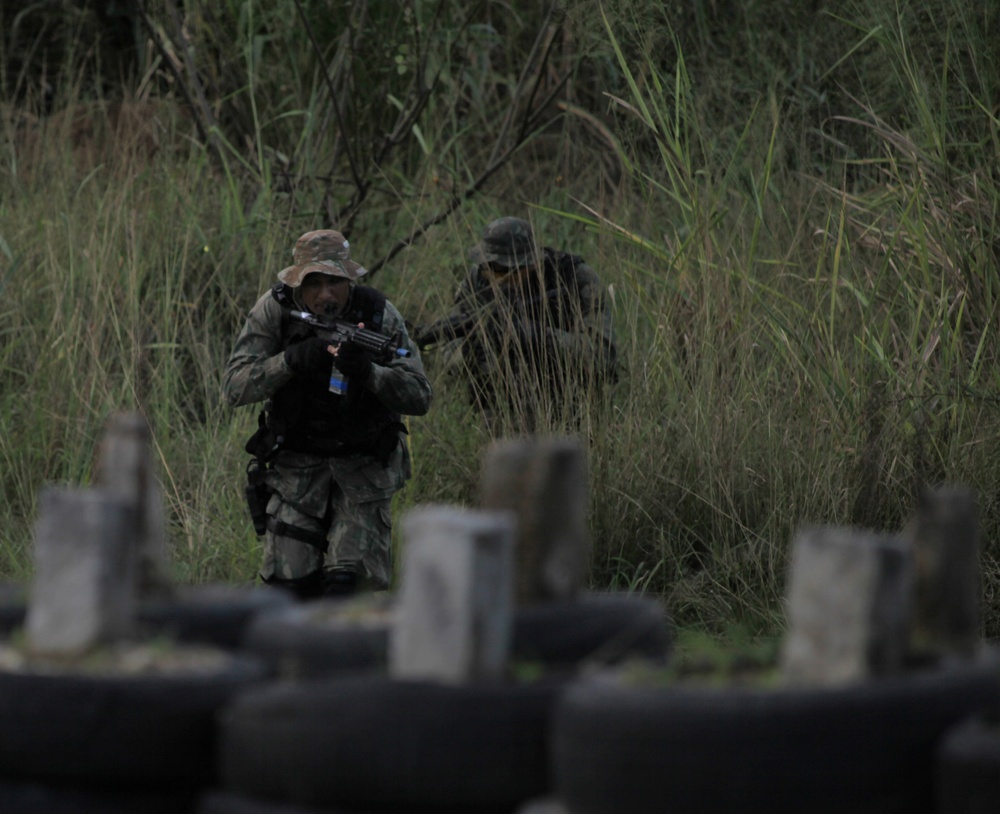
xmin=265 ymin=283 xmax=404 ymax=461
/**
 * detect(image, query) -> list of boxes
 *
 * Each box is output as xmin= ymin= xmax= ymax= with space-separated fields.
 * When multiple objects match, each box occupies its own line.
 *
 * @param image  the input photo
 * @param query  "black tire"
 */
xmin=219 ymin=675 xmax=566 ymax=812
xmin=138 ymin=583 xmax=295 ymax=649
xmin=936 ymin=707 xmax=1000 ymax=813
xmin=239 ymin=595 xmax=391 ymax=678
xmin=196 ymin=790 xmax=336 ymax=814
xmin=0 ymin=779 xmax=197 ymax=814
xmin=0 ymin=653 xmax=268 ymax=792
xmin=552 ymin=651 xmax=1000 ymax=814
xmin=512 ymin=592 xmax=672 ymax=669
xmin=0 ymin=582 xmax=27 ymax=634
xmin=241 ymin=592 xmax=671 ymax=680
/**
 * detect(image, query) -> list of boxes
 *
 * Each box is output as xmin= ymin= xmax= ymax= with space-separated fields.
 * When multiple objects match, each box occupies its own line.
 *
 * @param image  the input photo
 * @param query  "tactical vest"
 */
xmin=261 ymin=282 xmax=404 ymax=462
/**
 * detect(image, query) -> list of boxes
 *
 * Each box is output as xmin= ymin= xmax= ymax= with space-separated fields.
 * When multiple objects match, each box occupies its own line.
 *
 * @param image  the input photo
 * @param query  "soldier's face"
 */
xmin=300 ymin=273 xmax=350 ymax=317
xmin=484 ymin=261 xmax=533 ymax=289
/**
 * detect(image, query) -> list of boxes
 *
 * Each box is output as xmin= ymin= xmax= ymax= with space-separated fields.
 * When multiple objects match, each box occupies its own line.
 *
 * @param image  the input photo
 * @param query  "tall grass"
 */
xmin=1 ymin=0 xmax=998 ymax=637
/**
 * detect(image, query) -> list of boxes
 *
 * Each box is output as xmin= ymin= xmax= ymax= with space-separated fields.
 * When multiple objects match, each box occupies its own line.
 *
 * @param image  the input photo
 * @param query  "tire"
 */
xmin=0 ymin=779 xmax=198 ymax=814
xmin=552 ymin=650 xmax=1000 ymax=814
xmin=936 ymin=707 xmax=1000 ymax=813
xmin=512 ymin=592 xmax=672 ymax=669
xmin=240 ymin=592 xmax=671 ymax=680
xmin=138 ymin=583 xmax=295 ymax=649
xmin=239 ymin=595 xmax=391 ymax=679
xmin=196 ymin=790 xmax=333 ymax=814
xmin=0 ymin=653 xmax=268 ymax=792
xmin=219 ymin=675 xmax=566 ymax=812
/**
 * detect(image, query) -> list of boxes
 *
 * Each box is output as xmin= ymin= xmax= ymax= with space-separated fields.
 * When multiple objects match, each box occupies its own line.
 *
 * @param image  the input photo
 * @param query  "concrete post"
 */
xmin=780 ymin=526 xmax=914 ymax=685
xmin=480 ymin=436 xmax=589 ymax=603
xmin=25 ymin=487 xmax=138 ymax=656
xmin=389 ymin=505 xmax=515 ymax=683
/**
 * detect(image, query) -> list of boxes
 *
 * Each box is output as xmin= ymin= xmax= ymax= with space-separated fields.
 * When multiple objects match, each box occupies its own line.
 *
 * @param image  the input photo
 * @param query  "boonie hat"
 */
xmin=278 ymin=229 xmax=368 ymax=287
xmin=468 ymin=217 xmax=538 ymax=269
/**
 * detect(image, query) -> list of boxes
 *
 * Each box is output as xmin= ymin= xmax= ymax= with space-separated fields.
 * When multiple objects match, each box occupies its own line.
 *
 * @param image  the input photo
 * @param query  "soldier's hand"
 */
xmin=284 ymin=336 xmax=334 ymax=380
xmin=335 ymin=342 xmax=375 ymax=382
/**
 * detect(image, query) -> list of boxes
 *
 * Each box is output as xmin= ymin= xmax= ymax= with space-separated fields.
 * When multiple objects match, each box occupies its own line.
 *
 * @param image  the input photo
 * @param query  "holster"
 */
xmin=245 ymin=458 xmax=270 ymax=537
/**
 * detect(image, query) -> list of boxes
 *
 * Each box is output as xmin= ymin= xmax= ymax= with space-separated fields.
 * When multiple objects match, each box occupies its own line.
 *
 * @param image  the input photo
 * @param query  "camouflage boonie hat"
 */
xmin=469 ymin=217 xmax=538 ymax=269
xmin=278 ymin=229 xmax=368 ymax=287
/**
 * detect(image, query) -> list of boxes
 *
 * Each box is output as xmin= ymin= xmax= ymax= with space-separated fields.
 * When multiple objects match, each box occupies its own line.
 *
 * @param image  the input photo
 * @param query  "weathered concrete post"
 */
xmin=25 ymin=487 xmax=138 ymax=656
xmin=389 ymin=505 xmax=515 ymax=683
xmin=93 ymin=411 xmax=172 ymax=596
xmin=480 ymin=436 xmax=589 ymax=603
xmin=906 ymin=485 xmax=981 ymax=657
xmin=780 ymin=526 xmax=914 ymax=685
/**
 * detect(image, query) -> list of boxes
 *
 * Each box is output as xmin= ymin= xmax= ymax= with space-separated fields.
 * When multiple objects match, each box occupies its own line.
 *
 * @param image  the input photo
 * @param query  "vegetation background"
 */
xmin=1 ymin=0 xmax=998 ymax=638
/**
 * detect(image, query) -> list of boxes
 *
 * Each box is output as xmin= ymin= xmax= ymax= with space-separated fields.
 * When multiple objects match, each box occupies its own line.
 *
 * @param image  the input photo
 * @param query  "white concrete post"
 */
xmin=390 ymin=505 xmax=515 ymax=683
xmin=25 ymin=487 xmax=138 ymax=656
xmin=780 ymin=526 xmax=914 ymax=685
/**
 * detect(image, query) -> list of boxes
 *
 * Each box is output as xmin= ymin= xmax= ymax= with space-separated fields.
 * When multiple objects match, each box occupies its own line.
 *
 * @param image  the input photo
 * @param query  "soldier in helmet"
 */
xmin=418 ymin=216 xmax=617 ymax=432
xmin=223 ymin=229 xmax=432 ymax=599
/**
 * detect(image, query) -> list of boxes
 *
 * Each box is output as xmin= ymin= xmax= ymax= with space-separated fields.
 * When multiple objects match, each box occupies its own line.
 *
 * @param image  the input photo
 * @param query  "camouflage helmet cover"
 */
xmin=278 ymin=229 xmax=368 ymax=287
xmin=469 ymin=217 xmax=539 ymax=269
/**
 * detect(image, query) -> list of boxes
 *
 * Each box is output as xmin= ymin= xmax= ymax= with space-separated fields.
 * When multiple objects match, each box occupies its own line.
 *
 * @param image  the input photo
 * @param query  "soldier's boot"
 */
xmin=322 ymin=564 xmax=362 ymax=598
xmin=262 ymin=570 xmax=324 ymax=601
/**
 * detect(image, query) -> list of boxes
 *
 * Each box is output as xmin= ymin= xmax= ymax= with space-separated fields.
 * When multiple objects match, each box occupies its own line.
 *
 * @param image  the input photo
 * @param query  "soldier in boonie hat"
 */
xmin=468 ymin=216 xmax=540 ymax=271
xmin=278 ymin=229 xmax=368 ymax=287
xmin=222 ymin=226 xmax=432 ymax=602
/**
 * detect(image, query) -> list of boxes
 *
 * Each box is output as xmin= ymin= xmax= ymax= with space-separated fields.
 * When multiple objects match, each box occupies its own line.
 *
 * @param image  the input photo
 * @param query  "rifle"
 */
xmin=288 ymin=310 xmax=410 ymax=395
xmin=414 ymin=312 xmax=481 ymax=350
xmin=414 ymin=288 xmax=565 ymax=351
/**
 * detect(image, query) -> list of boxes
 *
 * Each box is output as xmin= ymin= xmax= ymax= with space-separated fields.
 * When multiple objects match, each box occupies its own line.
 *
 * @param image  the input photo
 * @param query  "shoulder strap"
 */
xmin=345 ymin=284 xmax=387 ymax=331
xmin=271 ymin=281 xmax=296 ymax=307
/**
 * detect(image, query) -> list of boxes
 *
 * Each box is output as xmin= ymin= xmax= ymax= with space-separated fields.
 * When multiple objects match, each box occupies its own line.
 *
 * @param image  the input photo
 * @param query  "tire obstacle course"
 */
xmin=0 ymin=413 xmax=997 ymax=813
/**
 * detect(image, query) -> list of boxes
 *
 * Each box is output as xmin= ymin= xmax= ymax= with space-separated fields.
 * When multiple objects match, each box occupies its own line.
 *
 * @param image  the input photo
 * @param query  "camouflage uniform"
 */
xmin=223 ymin=230 xmax=432 ymax=595
xmin=448 ymin=217 xmax=617 ymax=430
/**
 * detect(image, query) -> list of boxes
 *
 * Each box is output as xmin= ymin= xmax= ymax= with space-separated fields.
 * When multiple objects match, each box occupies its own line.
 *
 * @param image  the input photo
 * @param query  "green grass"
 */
xmin=2 ymin=0 xmax=998 ymax=639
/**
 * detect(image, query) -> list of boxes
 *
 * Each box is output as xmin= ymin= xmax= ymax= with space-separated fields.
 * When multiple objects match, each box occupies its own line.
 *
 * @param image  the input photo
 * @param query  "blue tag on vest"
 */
xmin=329 ymin=371 xmax=349 ymax=396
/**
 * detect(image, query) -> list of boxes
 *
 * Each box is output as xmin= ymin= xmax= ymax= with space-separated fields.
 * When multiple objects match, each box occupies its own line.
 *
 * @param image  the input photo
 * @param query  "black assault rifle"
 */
xmin=414 ymin=288 xmax=565 ymax=351
xmin=288 ymin=310 xmax=411 ymax=362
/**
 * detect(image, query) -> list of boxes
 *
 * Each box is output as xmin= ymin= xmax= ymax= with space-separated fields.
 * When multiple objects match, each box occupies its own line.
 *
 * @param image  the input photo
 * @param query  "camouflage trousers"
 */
xmin=260 ymin=448 xmax=406 ymax=590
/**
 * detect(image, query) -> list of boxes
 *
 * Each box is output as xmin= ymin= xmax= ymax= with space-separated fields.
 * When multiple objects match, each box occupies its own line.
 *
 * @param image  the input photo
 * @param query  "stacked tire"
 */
xmin=212 ymin=591 xmax=673 ymax=812
xmin=138 ymin=583 xmax=295 ymax=649
xmin=0 ymin=650 xmax=269 ymax=813
xmin=239 ymin=594 xmax=393 ymax=678
xmin=550 ymin=648 xmax=1000 ymax=814
xmin=216 ymin=674 xmax=565 ymax=813
xmin=240 ymin=591 xmax=673 ymax=679
xmin=935 ymin=706 xmax=1000 ymax=813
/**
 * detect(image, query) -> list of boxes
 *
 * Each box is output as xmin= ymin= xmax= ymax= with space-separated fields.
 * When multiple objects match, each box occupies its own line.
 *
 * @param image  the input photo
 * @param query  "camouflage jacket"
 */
xmin=450 ymin=248 xmax=618 ymax=383
xmin=223 ymin=286 xmax=432 ymax=494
